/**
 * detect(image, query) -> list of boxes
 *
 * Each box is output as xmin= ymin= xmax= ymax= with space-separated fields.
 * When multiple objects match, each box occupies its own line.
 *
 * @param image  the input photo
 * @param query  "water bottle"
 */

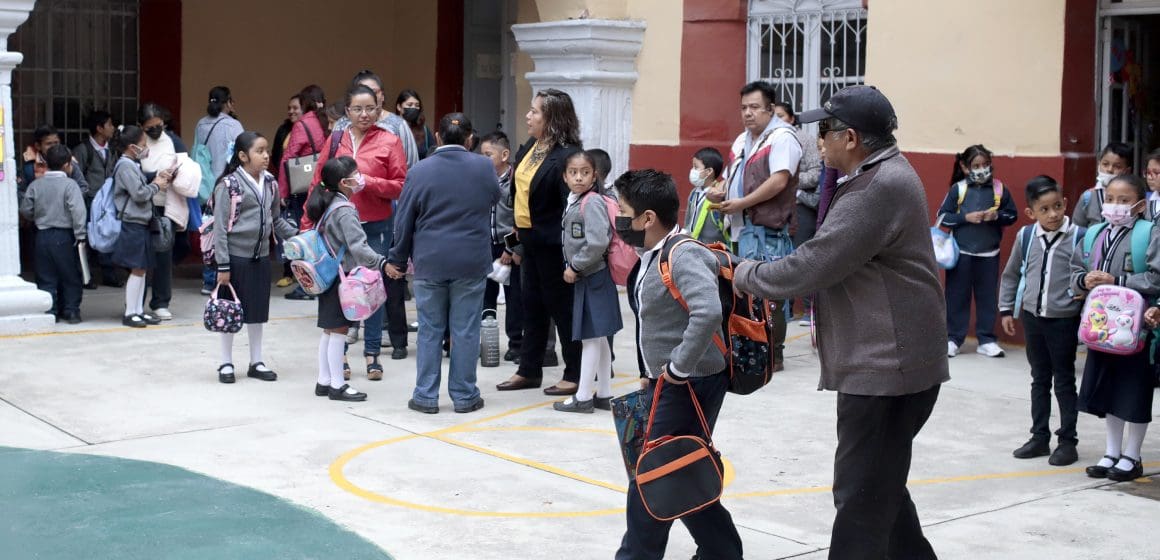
xmin=480 ymin=309 xmax=501 ymax=367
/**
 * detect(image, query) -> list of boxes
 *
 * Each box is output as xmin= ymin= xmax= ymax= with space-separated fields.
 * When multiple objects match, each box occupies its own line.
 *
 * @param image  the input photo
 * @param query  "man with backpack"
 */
xmin=614 ymin=169 xmax=743 ymax=560
xmin=734 ymin=86 xmax=948 ymax=559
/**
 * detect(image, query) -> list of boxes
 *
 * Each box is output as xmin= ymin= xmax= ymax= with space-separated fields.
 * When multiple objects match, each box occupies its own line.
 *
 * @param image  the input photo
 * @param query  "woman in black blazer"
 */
xmin=496 ymin=89 xmax=584 ymax=395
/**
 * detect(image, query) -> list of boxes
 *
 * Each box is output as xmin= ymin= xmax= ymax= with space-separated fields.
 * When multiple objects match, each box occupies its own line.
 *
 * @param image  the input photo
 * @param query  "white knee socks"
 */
xmin=328 ymin=333 xmax=347 ymax=389
xmin=247 ymin=323 xmax=264 ymax=365
xmin=220 ymin=333 xmax=234 ymax=372
xmin=1101 ymin=415 xmax=1127 ymax=468
xmin=1119 ymin=421 xmax=1149 ymax=470
xmin=124 ymin=274 xmax=145 ymax=316
xmin=579 ymin=338 xmax=613 ymax=401
xmin=318 ymin=333 xmax=331 ymax=385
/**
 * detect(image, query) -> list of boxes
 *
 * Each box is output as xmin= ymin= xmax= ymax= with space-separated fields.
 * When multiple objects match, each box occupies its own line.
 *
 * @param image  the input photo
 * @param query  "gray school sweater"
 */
xmin=634 ymin=231 xmax=727 ymax=378
xmin=562 ymin=191 xmax=611 ymax=276
xmin=19 ymin=172 xmax=87 ymax=238
xmin=213 ymin=169 xmax=298 ymax=270
xmin=112 ymin=157 xmax=159 ymax=226
xmin=999 ymin=220 xmax=1084 ymax=319
xmin=318 ymin=195 xmax=387 ymax=273
xmin=1070 ymin=219 xmax=1160 ymax=298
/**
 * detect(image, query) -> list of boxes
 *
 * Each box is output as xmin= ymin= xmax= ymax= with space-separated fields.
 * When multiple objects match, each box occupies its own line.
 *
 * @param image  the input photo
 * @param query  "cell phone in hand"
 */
xmin=504 ymin=231 xmax=520 ymax=250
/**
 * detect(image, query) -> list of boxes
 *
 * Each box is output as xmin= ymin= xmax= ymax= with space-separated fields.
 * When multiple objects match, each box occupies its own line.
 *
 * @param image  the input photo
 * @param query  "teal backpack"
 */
xmin=193 ymin=119 xmax=225 ymax=204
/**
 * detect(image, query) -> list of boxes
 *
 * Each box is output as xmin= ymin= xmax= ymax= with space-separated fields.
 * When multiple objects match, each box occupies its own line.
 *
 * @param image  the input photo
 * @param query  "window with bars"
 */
xmin=747 ymin=0 xmax=867 ymax=124
xmin=9 ymin=0 xmax=139 ymax=150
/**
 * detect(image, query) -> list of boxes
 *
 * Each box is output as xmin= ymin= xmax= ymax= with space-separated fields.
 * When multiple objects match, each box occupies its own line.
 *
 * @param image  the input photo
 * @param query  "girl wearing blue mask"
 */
xmin=937 ymin=144 xmax=1019 ymax=359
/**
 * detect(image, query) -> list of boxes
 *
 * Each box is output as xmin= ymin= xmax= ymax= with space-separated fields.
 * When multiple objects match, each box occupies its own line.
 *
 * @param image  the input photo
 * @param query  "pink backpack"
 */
xmin=1078 ymin=285 xmax=1148 ymax=355
xmin=338 ymin=265 xmax=387 ymax=321
xmin=581 ymin=192 xmax=640 ymax=286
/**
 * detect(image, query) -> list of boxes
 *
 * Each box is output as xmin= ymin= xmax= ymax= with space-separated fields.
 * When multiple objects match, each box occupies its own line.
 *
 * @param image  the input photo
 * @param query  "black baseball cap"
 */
xmin=798 ymin=85 xmax=898 ymax=136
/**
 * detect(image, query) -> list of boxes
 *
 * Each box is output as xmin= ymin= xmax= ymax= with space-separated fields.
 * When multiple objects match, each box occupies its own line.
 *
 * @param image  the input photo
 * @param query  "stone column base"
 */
xmin=0 ymin=275 xmax=54 ymax=335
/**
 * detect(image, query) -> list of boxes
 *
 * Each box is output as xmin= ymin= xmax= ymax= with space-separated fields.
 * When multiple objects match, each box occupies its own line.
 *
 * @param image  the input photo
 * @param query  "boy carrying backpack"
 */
xmin=998 ymin=176 xmax=1085 ymax=467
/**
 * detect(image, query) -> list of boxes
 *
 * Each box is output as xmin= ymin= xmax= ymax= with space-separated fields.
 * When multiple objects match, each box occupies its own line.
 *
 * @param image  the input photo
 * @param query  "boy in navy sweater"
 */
xmin=998 ymin=176 xmax=1083 ymax=466
xmin=19 ymin=145 xmax=87 ymax=323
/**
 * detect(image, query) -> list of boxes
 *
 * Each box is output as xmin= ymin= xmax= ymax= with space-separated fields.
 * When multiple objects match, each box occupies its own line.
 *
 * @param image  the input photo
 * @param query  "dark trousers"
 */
xmin=516 ymin=242 xmax=580 ymax=382
xmin=945 ymin=254 xmax=999 ymax=345
xmin=1022 ymin=314 xmax=1080 ymax=444
xmin=831 ymin=385 xmax=940 ymax=560
xmin=483 ymin=244 xmax=524 ymax=351
xmin=616 ymin=374 xmax=743 ymax=560
xmin=34 ymin=228 xmax=83 ymax=316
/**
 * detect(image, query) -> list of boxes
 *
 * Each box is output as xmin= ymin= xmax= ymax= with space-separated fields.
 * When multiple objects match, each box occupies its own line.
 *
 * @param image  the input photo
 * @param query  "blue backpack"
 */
xmin=193 ymin=119 xmax=226 ymax=204
xmin=1012 ymin=223 xmax=1085 ymax=318
xmin=285 ymin=201 xmax=352 ymax=295
xmin=87 ymin=173 xmax=127 ymax=253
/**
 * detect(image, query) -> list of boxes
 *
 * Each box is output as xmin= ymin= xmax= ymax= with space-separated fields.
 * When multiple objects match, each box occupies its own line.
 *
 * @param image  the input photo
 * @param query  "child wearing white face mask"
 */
xmin=682 ymin=147 xmax=729 ymax=245
xmin=1075 ymin=142 xmax=1134 ymax=228
xmin=1070 ymin=174 xmax=1160 ymax=482
xmin=938 ymin=144 xmax=1019 ymax=359
xmin=1144 ymin=150 xmax=1160 ymax=223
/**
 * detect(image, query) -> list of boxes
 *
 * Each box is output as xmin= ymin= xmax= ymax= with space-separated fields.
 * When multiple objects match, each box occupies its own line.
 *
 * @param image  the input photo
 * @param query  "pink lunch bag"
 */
xmin=339 ymin=265 xmax=387 ymax=321
xmin=1078 ymin=285 xmax=1148 ymax=355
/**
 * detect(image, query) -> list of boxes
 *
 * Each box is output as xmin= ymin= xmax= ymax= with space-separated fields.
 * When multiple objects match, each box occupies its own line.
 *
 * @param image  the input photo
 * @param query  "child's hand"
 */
xmin=217 ymin=271 xmax=231 ymax=286
xmin=965 ymin=211 xmax=985 ymax=224
xmin=1146 ymin=307 xmax=1160 ymax=328
xmin=22 ymin=146 xmax=36 ymax=162
xmin=1084 ymin=271 xmax=1114 ymax=289
xmin=563 ymin=267 xmax=577 ymax=284
xmin=1001 ymin=316 xmax=1017 ymax=337
xmin=983 ymin=210 xmax=998 ymax=221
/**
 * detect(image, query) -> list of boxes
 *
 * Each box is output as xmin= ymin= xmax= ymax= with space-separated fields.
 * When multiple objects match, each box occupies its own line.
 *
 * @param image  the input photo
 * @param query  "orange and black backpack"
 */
xmin=657 ymin=234 xmax=776 ymax=395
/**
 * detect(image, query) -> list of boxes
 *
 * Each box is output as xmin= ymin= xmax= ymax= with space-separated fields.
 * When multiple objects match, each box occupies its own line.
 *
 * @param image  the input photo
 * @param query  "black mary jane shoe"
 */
xmin=1107 ymin=456 xmax=1144 ymax=482
xmin=1086 ymin=455 xmax=1120 ymax=478
xmin=140 ymin=312 xmax=163 ymax=325
xmin=594 ymin=397 xmax=612 ymax=411
xmin=218 ymin=363 xmax=236 ymax=384
xmin=329 ymin=384 xmax=367 ymax=402
xmin=247 ymin=362 xmax=277 ymax=381
xmin=315 ymin=383 xmax=330 ymax=397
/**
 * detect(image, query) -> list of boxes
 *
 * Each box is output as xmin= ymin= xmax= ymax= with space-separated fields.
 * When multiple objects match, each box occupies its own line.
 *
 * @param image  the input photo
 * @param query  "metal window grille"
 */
xmin=9 ymin=0 xmax=139 ymax=150
xmin=748 ymin=1 xmax=867 ymax=129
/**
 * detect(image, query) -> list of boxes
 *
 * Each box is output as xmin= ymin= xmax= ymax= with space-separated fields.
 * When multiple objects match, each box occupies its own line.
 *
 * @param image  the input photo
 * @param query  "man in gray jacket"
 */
xmin=734 ymin=86 xmax=948 ymax=560
xmin=614 ymin=169 xmax=742 ymax=560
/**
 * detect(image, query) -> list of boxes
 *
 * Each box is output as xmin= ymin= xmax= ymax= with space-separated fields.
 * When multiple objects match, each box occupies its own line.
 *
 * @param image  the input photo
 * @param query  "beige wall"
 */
xmin=865 ymin=0 xmax=1066 ymax=155
xmin=181 ymin=0 xmax=438 ymax=141
xmin=627 ymin=0 xmax=681 ymax=145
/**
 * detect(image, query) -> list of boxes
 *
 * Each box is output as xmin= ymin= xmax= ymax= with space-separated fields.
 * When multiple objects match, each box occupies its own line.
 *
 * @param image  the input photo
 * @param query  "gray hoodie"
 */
xmin=562 ymin=191 xmax=612 ymax=276
xmin=213 ymin=169 xmax=298 ymax=270
xmin=112 ymin=156 xmax=159 ymax=226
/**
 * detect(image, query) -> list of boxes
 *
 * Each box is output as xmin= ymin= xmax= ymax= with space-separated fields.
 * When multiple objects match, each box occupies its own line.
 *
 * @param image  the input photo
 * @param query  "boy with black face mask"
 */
xmin=614 ymin=169 xmax=743 ymax=560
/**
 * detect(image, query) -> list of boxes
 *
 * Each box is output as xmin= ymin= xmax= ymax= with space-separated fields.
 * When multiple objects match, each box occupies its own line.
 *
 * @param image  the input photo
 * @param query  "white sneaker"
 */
xmin=153 ymin=308 xmax=173 ymax=321
xmin=346 ymin=325 xmax=361 ymax=345
xmin=798 ymin=318 xmax=812 ymax=327
xmin=947 ymin=341 xmax=959 ymax=358
xmin=977 ymin=342 xmax=1005 ymax=358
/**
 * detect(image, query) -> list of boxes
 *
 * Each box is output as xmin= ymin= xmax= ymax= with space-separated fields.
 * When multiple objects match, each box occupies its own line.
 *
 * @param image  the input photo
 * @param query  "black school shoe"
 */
xmin=247 ymin=362 xmax=277 ymax=381
xmin=1086 ymin=455 xmax=1120 ymax=478
xmin=1107 ymin=456 xmax=1144 ymax=482
xmin=315 ymin=383 xmax=330 ymax=397
xmin=454 ymin=399 xmax=485 ymax=414
xmin=408 ymin=399 xmax=439 ymax=414
xmin=218 ymin=363 xmax=236 ymax=384
xmin=504 ymin=349 xmax=520 ymax=362
xmin=60 ymin=313 xmax=82 ymax=325
xmin=1049 ymin=442 xmax=1079 ymax=466
xmin=140 ymin=312 xmax=163 ymax=325
xmin=1012 ymin=438 xmax=1050 ymax=459
xmin=392 ymin=347 xmax=408 ymax=360
xmin=122 ymin=314 xmax=148 ymax=328
xmin=329 ymin=384 xmax=367 ymax=402
xmin=594 ymin=397 xmax=612 ymax=411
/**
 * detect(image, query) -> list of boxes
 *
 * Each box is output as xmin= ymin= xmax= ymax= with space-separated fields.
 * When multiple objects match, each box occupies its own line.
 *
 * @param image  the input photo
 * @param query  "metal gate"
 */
xmin=747 ymin=0 xmax=867 ymax=123
xmin=9 ymin=0 xmax=139 ymax=149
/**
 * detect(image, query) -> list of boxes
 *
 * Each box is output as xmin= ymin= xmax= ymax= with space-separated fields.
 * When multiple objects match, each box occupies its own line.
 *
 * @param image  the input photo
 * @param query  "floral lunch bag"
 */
xmin=203 ymin=283 xmax=244 ymax=334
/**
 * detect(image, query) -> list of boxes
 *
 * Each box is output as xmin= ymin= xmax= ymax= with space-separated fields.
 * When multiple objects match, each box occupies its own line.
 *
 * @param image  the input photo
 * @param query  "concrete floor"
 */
xmin=1 ymin=278 xmax=1159 ymax=559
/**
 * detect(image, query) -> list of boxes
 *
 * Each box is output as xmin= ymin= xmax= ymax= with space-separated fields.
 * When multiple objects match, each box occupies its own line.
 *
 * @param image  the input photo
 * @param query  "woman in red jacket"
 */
xmin=306 ymin=84 xmax=407 ymax=380
xmin=280 ymin=86 xmax=329 ymax=293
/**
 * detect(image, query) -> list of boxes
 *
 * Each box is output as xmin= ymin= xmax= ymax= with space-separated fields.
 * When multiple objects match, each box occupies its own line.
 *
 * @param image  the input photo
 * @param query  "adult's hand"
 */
xmin=384 ymin=263 xmax=405 ymax=280
xmin=563 ymin=267 xmax=577 ymax=284
xmin=500 ymin=252 xmax=513 ymax=266
xmin=705 ymin=186 xmax=727 ymax=203
xmin=714 ymin=198 xmax=748 ymax=215
xmin=511 ymin=253 xmax=523 ymax=266
xmin=1000 ymin=316 xmax=1017 ymax=337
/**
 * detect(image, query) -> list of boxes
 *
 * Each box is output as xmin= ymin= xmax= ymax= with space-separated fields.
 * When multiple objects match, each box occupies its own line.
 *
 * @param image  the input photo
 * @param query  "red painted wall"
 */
xmin=435 ymin=0 xmax=465 ymax=121
xmin=139 ymin=0 xmax=183 ymax=134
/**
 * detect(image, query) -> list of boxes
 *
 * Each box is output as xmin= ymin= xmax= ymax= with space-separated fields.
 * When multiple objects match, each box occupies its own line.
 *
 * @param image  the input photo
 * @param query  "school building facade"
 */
xmin=0 ymin=0 xmax=1153 ymax=333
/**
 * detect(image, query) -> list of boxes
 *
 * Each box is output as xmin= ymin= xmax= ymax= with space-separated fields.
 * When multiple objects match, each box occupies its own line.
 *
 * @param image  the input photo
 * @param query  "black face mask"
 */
xmin=145 ymin=125 xmax=164 ymax=140
xmin=402 ymin=107 xmax=421 ymax=124
xmin=615 ymin=215 xmax=646 ymax=248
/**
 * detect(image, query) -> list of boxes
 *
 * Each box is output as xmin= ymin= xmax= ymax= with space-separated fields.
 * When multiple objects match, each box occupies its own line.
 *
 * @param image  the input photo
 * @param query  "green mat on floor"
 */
xmin=0 ymin=447 xmax=392 ymax=560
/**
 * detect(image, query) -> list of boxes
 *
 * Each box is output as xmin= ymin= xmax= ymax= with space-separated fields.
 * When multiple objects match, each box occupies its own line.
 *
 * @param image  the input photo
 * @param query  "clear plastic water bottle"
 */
xmin=480 ymin=309 xmax=501 ymax=367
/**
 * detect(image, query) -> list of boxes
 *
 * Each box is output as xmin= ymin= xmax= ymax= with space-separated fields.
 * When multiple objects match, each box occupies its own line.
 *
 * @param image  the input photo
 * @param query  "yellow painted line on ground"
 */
xmin=432 ymin=433 xmax=629 ymax=493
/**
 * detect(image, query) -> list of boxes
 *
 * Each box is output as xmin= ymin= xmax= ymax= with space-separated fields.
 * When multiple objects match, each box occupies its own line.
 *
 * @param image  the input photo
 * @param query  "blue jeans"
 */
xmin=737 ymin=218 xmax=792 ymax=360
xmin=412 ymin=276 xmax=487 ymax=408
xmin=361 ymin=218 xmax=391 ymax=355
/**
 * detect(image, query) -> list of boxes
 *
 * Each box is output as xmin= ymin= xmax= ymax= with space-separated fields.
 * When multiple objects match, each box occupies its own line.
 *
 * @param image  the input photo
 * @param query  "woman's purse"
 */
xmin=930 ymin=214 xmax=959 ymax=269
xmin=150 ymin=207 xmax=175 ymax=253
xmin=634 ymin=377 xmax=724 ymax=521
xmin=203 ymin=283 xmax=245 ymax=334
xmin=286 ymin=123 xmax=319 ymax=195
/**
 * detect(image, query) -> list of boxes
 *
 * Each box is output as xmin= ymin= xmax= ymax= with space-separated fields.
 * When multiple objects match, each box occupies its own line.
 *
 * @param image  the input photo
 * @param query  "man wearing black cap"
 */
xmin=734 ymin=85 xmax=948 ymax=559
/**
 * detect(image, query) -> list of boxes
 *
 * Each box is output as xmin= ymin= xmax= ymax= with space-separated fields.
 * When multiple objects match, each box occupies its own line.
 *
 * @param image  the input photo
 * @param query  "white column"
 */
xmin=0 ymin=1 xmax=51 ymax=335
xmin=512 ymin=19 xmax=646 ymax=184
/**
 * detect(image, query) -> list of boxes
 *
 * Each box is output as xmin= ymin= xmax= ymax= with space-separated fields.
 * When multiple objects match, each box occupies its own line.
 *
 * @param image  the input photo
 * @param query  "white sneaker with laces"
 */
xmin=947 ymin=341 xmax=959 ymax=358
xmin=977 ymin=342 xmax=1005 ymax=358
xmin=346 ymin=325 xmax=361 ymax=345
xmin=153 ymin=308 xmax=173 ymax=321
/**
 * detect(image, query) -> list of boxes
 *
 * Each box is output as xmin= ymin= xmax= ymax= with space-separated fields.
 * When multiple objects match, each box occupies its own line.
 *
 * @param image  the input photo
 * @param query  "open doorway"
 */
xmin=463 ymin=0 xmax=518 ymax=138
xmin=1098 ymin=11 xmax=1160 ymax=168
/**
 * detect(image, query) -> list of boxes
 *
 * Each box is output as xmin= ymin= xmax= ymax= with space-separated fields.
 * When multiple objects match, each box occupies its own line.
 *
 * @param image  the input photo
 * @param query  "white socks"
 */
xmin=579 ymin=338 xmax=613 ymax=401
xmin=220 ymin=332 xmax=234 ymax=373
xmin=328 ymin=333 xmax=347 ymax=389
xmin=247 ymin=323 xmax=264 ymax=365
xmin=1100 ymin=415 xmax=1126 ymax=468
xmin=318 ymin=333 xmax=331 ymax=385
xmin=124 ymin=274 xmax=146 ymax=316
xmin=1118 ymin=421 xmax=1149 ymax=470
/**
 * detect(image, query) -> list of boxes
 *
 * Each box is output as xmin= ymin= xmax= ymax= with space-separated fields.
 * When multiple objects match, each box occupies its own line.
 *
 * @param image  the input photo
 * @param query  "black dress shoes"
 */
xmin=1048 ymin=442 xmax=1078 ymax=466
xmin=1013 ymin=438 xmax=1050 ymax=459
xmin=329 ymin=384 xmax=367 ymax=402
xmin=315 ymin=383 xmax=330 ymax=397
xmin=392 ymin=347 xmax=408 ymax=360
xmin=1086 ymin=455 xmax=1120 ymax=478
xmin=408 ymin=399 xmax=438 ymax=414
xmin=247 ymin=362 xmax=277 ymax=381
xmin=218 ymin=364 xmax=236 ymax=384
xmin=1108 ymin=456 xmax=1144 ymax=482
